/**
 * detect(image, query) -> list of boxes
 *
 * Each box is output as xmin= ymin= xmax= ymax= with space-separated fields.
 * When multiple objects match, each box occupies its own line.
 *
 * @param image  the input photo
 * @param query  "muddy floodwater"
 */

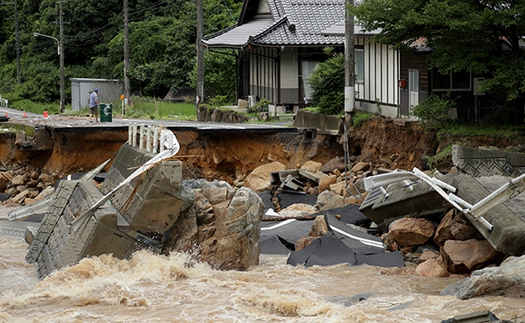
xmin=1 ymin=229 xmax=524 ymax=323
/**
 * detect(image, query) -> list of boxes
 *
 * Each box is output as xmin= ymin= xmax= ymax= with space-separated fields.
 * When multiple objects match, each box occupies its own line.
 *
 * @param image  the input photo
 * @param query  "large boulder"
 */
xmin=442 ymin=239 xmax=502 ymax=274
xmin=11 ymin=173 xmax=28 ymax=186
xmin=165 ymin=182 xmax=264 ymax=271
xmin=434 ymin=209 xmax=483 ymax=245
xmin=0 ymin=172 xmax=12 ymax=191
xmin=416 ymin=256 xmax=449 ymax=277
xmin=441 ymin=255 xmax=525 ymax=299
xmin=318 ymin=174 xmax=337 ymax=193
xmin=243 ymin=161 xmax=286 ymax=192
xmin=316 ymin=190 xmax=345 ymax=211
xmin=279 ymin=203 xmax=318 ymax=218
xmin=385 ymin=218 xmax=435 ymax=247
xmin=300 ymin=160 xmax=323 ymax=173
xmin=321 ymin=157 xmax=346 ymax=174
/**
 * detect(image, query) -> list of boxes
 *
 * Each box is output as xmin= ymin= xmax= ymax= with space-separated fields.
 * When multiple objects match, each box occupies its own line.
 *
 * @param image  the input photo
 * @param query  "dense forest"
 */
xmin=0 ymin=0 xmax=242 ymax=105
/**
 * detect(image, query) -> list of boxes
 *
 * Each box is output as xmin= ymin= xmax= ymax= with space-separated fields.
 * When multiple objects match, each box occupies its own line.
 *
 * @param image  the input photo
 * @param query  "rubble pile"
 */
xmin=0 ymin=165 xmax=60 ymax=205
xmin=247 ymin=155 xmax=520 ymax=278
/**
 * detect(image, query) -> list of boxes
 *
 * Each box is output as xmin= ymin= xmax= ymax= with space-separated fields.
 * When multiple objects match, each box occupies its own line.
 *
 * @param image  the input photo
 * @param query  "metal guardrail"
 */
xmin=363 ymin=167 xmax=525 ymax=232
xmin=128 ymin=123 xmax=169 ymax=153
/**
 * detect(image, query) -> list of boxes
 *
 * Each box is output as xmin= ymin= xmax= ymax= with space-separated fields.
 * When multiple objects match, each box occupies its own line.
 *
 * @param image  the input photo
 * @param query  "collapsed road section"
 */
xmin=22 ymin=127 xmax=265 ymax=278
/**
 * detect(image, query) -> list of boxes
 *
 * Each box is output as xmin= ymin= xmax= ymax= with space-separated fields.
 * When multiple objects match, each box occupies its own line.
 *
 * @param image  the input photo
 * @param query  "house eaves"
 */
xmin=203 ymin=0 xmax=346 ymax=49
xmin=202 ymin=15 xmax=275 ymax=49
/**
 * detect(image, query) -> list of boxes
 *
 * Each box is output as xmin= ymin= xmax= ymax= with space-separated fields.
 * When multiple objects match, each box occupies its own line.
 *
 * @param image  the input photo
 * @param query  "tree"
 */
xmin=350 ymin=0 xmax=525 ymax=121
xmin=309 ymin=50 xmax=345 ymax=115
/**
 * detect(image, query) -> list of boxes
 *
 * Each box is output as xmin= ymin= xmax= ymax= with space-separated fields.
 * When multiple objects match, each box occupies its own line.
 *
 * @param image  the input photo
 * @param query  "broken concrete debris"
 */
xmin=24 ymin=130 xmax=264 ymax=278
xmin=441 ymin=311 xmax=504 ymax=323
xmin=9 ymin=125 xmax=525 ymax=305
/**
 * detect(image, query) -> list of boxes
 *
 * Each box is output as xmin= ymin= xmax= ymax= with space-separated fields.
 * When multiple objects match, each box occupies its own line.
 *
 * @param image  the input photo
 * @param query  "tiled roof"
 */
xmin=203 ymin=0 xmax=346 ymax=48
xmin=203 ymin=15 xmax=275 ymax=48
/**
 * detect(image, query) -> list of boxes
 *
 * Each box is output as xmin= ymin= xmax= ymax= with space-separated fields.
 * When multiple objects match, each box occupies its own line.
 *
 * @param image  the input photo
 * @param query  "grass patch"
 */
xmin=423 ymin=144 xmax=456 ymax=169
xmin=437 ymin=124 xmax=525 ymax=141
xmin=352 ymin=112 xmax=374 ymax=128
xmin=10 ymin=99 xmax=63 ymax=115
xmin=6 ymin=97 xmax=197 ymax=121
xmin=126 ymin=97 xmax=197 ymax=120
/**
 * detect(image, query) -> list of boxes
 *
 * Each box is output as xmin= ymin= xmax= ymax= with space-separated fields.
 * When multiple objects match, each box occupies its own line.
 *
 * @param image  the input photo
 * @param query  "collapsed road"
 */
xmin=13 ymin=123 xmax=410 ymax=278
xmin=1 ymin=114 xmax=524 ymax=304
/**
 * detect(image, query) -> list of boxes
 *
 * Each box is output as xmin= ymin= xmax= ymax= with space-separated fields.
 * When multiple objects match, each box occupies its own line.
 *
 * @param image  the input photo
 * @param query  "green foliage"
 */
xmin=207 ymin=95 xmax=229 ymax=107
xmin=189 ymin=50 xmax=236 ymax=103
xmin=308 ymin=53 xmax=344 ymax=115
xmin=423 ymin=144 xmax=455 ymax=170
xmin=352 ymin=112 xmax=374 ymax=128
xmin=411 ymin=94 xmax=456 ymax=128
xmin=246 ymin=98 xmax=270 ymax=113
xmin=9 ymin=99 xmax=61 ymax=115
xmin=126 ymin=97 xmax=196 ymax=120
xmin=0 ymin=0 xmax=242 ymax=103
xmin=303 ymin=106 xmax=320 ymax=113
xmin=350 ymin=0 xmax=525 ymax=103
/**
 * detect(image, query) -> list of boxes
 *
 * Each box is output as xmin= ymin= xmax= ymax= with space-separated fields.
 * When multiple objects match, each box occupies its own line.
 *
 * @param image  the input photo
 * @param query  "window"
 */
xmin=432 ymin=70 xmax=471 ymax=91
xmin=355 ymin=49 xmax=364 ymax=82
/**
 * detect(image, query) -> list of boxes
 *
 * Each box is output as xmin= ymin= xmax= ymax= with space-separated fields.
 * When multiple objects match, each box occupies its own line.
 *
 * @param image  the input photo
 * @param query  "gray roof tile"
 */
xmin=204 ymin=0 xmax=346 ymax=48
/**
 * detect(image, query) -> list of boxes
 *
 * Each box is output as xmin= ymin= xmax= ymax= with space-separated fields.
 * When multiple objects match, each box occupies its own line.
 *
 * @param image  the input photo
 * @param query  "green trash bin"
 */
xmin=100 ymin=103 xmax=112 ymax=122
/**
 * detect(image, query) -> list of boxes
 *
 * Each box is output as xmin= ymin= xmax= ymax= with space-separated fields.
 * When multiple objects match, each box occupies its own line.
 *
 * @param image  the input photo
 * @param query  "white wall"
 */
xmin=355 ymin=37 xmax=400 ymax=116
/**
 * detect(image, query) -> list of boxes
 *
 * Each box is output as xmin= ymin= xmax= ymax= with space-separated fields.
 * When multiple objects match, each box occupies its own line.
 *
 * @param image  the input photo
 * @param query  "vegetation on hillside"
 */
xmin=0 ymin=0 xmax=242 ymax=106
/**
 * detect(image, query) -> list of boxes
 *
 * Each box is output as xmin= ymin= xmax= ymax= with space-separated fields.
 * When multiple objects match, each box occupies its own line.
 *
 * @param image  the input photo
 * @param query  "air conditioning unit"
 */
xmin=248 ymin=95 xmax=257 ymax=107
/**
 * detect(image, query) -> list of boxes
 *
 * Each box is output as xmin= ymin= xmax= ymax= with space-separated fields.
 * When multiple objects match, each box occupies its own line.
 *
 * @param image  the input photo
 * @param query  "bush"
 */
xmin=309 ymin=50 xmax=345 ymax=115
xmin=411 ymin=93 xmax=456 ymax=128
xmin=246 ymin=98 xmax=270 ymax=114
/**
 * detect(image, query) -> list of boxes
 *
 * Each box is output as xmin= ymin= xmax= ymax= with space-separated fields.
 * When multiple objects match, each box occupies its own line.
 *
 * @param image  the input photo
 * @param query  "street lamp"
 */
xmin=34 ymin=32 xmax=65 ymax=112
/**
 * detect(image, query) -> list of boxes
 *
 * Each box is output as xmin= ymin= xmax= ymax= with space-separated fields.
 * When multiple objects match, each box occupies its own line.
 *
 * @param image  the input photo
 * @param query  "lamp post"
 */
xmin=34 ymin=32 xmax=65 ymax=112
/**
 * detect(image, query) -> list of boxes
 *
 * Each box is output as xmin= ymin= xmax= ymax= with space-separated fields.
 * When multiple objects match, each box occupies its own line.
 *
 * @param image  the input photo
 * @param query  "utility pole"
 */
xmin=123 ymin=0 xmax=130 ymax=114
xmin=196 ymin=0 xmax=204 ymax=107
xmin=344 ymin=0 xmax=355 ymax=123
xmin=14 ymin=0 xmax=20 ymax=84
xmin=59 ymin=0 xmax=65 ymax=113
xmin=2 ymin=0 xmax=21 ymax=83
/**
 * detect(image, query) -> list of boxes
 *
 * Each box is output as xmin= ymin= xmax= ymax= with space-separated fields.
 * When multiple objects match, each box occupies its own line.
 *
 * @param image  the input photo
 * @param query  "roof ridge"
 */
xmin=250 ymin=16 xmax=289 ymax=42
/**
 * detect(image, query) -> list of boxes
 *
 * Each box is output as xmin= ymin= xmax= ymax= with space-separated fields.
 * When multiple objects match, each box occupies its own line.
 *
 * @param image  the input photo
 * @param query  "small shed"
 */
xmin=70 ymin=78 xmax=123 ymax=111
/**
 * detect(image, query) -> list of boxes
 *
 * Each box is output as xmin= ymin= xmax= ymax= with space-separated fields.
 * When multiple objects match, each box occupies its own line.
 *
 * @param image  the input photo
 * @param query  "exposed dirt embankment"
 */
xmin=349 ymin=117 xmax=440 ymax=171
xmin=1 ymin=116 xmax=522 ymax=190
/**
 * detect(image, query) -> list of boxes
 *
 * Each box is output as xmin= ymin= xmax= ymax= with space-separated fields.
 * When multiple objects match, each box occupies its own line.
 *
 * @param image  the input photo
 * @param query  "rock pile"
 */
xmin=383 ymin=210 xmax=502 ymax=277
xmin=245 ymin=158 xmax=506 ymax=278
xmin=163 ymin=180 xmax=264 ymax=271
xmin=3 ymin=151 xmax=512 ymax=279
xmin=0 ymin=165 xmax=59 ymax=205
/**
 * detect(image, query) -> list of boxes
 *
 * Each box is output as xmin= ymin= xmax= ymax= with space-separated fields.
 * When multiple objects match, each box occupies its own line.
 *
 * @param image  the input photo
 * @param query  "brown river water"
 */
xmin=1 ymin=223 xmax=524 ymax=322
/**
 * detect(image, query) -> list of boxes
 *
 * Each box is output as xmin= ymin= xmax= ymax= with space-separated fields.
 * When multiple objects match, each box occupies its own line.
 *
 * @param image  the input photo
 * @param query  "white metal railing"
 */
xmin=0 ymin=95 xmax=8 ymax=109
xmin=363 ymin=167 xmax=525 ymax=232
xmin=128 ymin=123 xmax=169 ymax=154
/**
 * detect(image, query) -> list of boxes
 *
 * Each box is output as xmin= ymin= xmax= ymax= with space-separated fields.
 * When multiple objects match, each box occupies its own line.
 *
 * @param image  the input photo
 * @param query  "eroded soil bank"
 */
xmin=0 ymin=115 xmax=521 ymax=194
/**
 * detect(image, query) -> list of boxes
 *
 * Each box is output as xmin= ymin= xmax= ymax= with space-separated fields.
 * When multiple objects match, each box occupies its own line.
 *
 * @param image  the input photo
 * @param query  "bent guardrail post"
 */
xmin=69 ymin=129 xmax=180 ymax=232
xmin=469 ymin=172 xmax=525 ymax=220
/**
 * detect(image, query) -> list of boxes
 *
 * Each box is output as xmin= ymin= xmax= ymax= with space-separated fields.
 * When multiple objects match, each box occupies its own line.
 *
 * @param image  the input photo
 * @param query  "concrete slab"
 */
xmin=359 ymin=177 xmax=451 ymax=230
xmin=452 ymin=145 xmax=525 ymax=177
xmin=25 ymin=144 xmax=193 ymax=278
xmin=445 ymin=173 xmax=525 ymax=256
